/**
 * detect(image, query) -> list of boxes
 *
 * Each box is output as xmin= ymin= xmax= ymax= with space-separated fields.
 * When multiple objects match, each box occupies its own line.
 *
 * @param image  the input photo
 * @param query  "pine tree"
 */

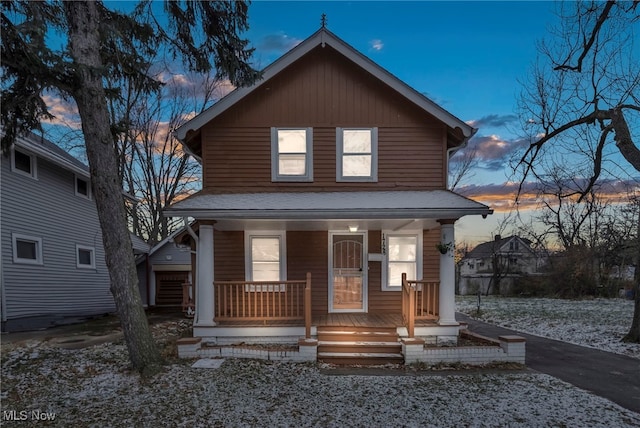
xmin=1 ymin=0 xmax=260 ymax=374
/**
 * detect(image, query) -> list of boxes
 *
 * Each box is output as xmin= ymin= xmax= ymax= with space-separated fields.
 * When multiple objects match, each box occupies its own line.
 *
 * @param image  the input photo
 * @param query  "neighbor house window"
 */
xmin=12 ymin=233 xmax=43 ymax=265
xmin=271 ymin=128 xmax=313 ymax=182
xmin=382 ymin=232 xmax=422 ymax=291
xmin=75 ymin=176 xmax=91 ymax=199
xmin=11 ymin=148 xmax=37 ymax=179
xmin=76 ymin=245 xmax=96 ymax=269
xmin=336 ymin=128 xmax=377 ymax=182
xmin=245 ymin=231 xmax=287 ymax=291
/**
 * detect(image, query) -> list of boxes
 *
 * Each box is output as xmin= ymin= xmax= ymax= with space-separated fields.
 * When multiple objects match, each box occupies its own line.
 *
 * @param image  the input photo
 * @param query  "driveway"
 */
xmin=457 ymin=312 xmax=640 ymax=414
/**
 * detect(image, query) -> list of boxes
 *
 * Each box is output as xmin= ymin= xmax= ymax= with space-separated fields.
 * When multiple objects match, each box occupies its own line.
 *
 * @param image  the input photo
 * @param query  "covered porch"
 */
xmin=184 ymin=274 xmax=458 ymax=344
xmin=165 ymin=190 xmax=493 ymax=344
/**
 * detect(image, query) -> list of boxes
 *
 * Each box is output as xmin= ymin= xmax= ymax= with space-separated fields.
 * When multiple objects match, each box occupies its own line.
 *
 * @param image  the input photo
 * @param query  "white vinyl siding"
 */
xmin=271 ymin=128 xmax=313 ymax=182
xmin=12 ymin=234 xmax=43 ymax=265
xmin=336 ymin=128 xmax=378 ymax=182
xmin=1 ymin=150 xmax=114 ymax=324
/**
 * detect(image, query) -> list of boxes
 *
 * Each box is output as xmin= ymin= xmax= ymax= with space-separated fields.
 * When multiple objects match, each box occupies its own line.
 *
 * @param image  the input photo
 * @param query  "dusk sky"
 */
xmin=39 ymin=1 xmax=636 ymax=247
xmin=244 ymin=1 xmax=562 ymax=244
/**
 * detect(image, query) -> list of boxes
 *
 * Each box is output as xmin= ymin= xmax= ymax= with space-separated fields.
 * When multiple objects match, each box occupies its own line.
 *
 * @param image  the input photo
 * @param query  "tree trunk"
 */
xmin=64 ymin=1 xmax=163 ymax=374
xmin=611 ymin=107 xmax=640 ymax=172
xmin=623 ymin=205 xmax=640 ymax=343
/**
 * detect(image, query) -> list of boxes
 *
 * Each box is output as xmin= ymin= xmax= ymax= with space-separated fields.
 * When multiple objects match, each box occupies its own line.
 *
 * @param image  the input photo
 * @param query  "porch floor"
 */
xmin=214 ymin=313 xmax=438 ymax=328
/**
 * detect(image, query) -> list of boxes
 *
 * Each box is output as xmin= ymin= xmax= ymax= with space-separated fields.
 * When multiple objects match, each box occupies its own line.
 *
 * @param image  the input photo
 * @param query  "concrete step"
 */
xmin=317 ymin=330 xmax=399 ymax=343
xmin=316 ymin=326 xmax=404 ymax=364
xmin=318 ymin=341 xmax=402 ymax=354
xmin=318 ymin=352 xmax=404 ymax=365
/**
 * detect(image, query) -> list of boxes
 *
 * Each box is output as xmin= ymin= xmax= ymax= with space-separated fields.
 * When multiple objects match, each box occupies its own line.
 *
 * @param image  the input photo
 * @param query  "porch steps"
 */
xmin=317 ymin=326 xmax=403 ymax=365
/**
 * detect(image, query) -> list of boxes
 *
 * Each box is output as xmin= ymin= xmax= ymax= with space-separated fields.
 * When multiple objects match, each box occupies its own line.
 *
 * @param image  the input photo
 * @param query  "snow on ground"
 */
xmin=2 ymin=341 xmax=640 ymax=427
xmin=2 ymin=298 xmax=640 ymax=427
xmin=456 ymin=296 xmax=640 ymax=359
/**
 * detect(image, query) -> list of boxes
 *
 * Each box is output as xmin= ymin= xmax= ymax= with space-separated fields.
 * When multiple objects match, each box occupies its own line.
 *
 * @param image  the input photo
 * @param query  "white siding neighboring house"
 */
xmin=458 ymin=235 xmax=546 ymax=295
xmin=1 ymin=132 xmax=114 ymax=331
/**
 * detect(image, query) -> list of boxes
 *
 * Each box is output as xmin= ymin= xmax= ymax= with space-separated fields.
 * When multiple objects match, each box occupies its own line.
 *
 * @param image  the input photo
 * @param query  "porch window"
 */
xmin=245 ymin=231 xmax=287 ymax=291
xmin=76 ymin=245 xmax=96 ymax=269
xmin=271 ymin=128 xmax=313 ymax=182
xmin=12 ymin=233 xmax=43 ymax=265
xmin=336 ymin=128 xmax=378 ymax=182
xmin=382 ymin=232 xmax=422 ymax=291
xmin=11 ymin=148 xmax=37 ymax=179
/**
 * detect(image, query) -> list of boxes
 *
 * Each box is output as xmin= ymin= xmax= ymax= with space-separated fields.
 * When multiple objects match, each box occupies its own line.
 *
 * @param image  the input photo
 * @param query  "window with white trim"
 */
xmin=271 ymin=128 xmax=313 ymax=181
xmin=336 ymin=128 xmax=378 ymax=181
xmin=76 ymin=245 xmax=96 ymax=269
xmin=12 ymin=233 xmax=43 ymax=265
xmin=75 ymin=176 xmax=91 ymax=199
xmin=245 ymin=231 xmax=287 ymax=291
xmin=382 ymin=232 xmax=422 ymax=290
xmin=11 ymin=148 xmax=37 ymax=179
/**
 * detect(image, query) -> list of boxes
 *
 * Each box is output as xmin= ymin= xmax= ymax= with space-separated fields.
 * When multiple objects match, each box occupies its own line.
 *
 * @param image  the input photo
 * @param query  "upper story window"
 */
xmin=75 ymin=175 xmax=91 ymax=199
xmin=336 ymin=128 xmax=378 ymax=182
xmin=271 ymin=128 xmax=313 ymax=182
xmin=11 ymin=148 xmax=37 ymax=179
xmin=76 ymin=244 xmax=96 ymax=269
xmin=12 ymin=233 xmax=43 ymax=265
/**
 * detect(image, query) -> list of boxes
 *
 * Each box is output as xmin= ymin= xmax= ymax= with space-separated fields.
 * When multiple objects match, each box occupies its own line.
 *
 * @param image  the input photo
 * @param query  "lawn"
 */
xmin=456 ymin=295 xmax=639 ymax=359
xmin=2 ymin=298 xmax=639 ymax=427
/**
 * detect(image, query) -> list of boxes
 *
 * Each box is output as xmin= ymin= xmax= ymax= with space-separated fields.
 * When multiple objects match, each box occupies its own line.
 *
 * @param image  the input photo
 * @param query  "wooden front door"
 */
xmin=330 ymin=233 xmax=366 ymax=312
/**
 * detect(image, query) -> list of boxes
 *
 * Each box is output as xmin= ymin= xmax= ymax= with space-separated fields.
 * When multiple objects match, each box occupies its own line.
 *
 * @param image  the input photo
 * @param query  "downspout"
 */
xmin=184 ymin=217 xmax=199 ymax=243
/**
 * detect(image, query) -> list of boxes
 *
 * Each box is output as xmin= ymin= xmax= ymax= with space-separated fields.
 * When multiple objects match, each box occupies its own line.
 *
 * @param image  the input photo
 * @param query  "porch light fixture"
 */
xmin=348 ymin=225 xmax=359 ymax=232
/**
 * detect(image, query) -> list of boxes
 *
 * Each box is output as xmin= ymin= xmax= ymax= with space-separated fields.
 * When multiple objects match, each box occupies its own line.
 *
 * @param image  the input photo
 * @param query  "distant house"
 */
xmin=136 ymin=227 xmax=192 ymax=308
xmin=458 ymin=235 xmax=546 ymax=295
xmin=165 ymin=28 xmax=494 ymax=363
xmin=1 ymin=132 xmax=114 ymax=331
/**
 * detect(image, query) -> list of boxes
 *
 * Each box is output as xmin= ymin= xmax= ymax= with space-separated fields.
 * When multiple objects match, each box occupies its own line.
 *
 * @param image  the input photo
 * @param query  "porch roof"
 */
xmin=164 ymin=190 xmax=492 ymax=220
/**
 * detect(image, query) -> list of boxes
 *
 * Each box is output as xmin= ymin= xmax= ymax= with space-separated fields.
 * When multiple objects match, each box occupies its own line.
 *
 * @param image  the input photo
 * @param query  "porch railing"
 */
xmin=214 ymin=272 xmax=312 ymax=338
xmin=401 ymin=273 xmax=440 ymax=338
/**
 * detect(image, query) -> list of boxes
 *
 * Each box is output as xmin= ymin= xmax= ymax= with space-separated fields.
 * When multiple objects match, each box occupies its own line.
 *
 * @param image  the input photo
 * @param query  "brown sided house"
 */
xmin=166 ymin=28 xmax=494 ymax=363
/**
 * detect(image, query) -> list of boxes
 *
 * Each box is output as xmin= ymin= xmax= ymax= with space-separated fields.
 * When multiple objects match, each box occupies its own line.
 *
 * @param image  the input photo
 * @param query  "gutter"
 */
xmin=184 ymin=217 xmax=199 ymax=243
xmin=166 ymin=207 xmax=494 ymax=220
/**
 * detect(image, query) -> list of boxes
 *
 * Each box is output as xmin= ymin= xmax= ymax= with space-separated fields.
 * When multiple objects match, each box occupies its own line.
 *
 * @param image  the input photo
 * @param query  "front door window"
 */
xmin=331 ymin=234 xmax=365 ymax=311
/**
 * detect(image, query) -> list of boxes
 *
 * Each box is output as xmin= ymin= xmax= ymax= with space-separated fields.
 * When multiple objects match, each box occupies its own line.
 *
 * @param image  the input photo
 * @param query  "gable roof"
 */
xmin=13 ymin=131 xmax=90 ymax=178
xmin=466 ymin=236 xmax=533 ymax=259
xmin=130 ymin=233 xmax=151 ymax=255
xmin=174 ymin=28 xmax=476 ymax=154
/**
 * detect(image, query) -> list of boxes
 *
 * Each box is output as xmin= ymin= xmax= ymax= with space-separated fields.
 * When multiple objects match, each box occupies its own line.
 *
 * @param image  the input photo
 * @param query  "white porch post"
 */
xmin=195 ymin=223 xmax=216 ymax=326
xmin=438 ymin=220 xmax=458 ymax=326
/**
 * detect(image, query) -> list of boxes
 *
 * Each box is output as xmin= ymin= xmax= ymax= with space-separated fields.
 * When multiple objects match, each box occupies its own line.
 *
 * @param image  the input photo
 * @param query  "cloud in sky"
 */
xmin=467 ymin=114 xmax=518 ymax=129
xmin=42 ymin=94 xmax=81 ymax=129
xmin=451 ymin=134 xmax=530 ymax=171
xmin=457 ymin=178 xmax=639 ymax=213
xmin=370 ymin=39 xmax=384 ymax=51
xmin=257 ymin=33 xmax=302 ymax=54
